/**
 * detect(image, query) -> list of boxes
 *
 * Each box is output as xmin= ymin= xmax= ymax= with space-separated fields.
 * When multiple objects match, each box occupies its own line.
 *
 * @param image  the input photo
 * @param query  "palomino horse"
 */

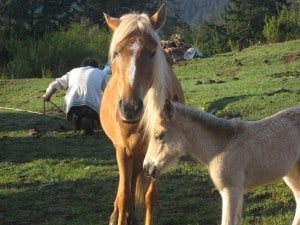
xmin=143 ymin=100 xmax=300 ymax=225
xmin=100 ymin=5 xmax=184 ymax=225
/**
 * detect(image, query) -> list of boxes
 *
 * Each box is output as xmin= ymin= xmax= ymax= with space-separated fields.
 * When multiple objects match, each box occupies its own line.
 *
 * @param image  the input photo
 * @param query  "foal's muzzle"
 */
xmin=118 ymin=98 xmax=143 ymax=124
xmin=143 ymin=162 xmax=160 ymax=179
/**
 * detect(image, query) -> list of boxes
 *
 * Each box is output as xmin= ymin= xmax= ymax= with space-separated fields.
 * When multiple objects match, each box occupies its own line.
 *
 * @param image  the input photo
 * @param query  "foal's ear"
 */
xmin=103 ymin=13 xmax=121 ymax=31
xmin=150 ymin=4 xmax=166 ymax=31
xmin=163 ymin=99 xmax=174 ymax=121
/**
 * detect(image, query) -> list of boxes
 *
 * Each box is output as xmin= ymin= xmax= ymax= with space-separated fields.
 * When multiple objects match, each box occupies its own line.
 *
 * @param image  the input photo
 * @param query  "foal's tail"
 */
xmin=135 ymin=171 xmax=151 ymax=219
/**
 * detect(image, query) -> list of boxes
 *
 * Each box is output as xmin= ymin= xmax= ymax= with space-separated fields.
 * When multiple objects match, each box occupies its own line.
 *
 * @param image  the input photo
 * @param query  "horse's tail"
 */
xmin=135 ymin=171 xmax=150 ymax=219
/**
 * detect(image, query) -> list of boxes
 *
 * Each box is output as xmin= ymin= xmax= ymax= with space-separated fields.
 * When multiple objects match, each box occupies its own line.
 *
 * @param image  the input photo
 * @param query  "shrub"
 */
xmin=190 ymin=21 xmax=230 ymax=56
xmin=1 ymin=22 xmax=111 ymax=78
xmin=263 ymin=3 xmax=300 ymax=43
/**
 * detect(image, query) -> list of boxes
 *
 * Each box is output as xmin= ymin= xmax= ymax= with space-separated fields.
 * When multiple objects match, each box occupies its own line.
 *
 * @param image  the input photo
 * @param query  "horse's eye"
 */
xmin=149 ymin=50 xmax=156 ymax=59
xmin=112 ymin=51 xmax=119 ymax=59
xmin=155 ymin=132 xmax=164 ymax=141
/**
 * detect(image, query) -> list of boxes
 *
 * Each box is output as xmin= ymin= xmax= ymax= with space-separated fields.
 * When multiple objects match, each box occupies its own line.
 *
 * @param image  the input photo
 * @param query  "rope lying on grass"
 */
xmin=0 ymin=106 xmax=66 ymax=120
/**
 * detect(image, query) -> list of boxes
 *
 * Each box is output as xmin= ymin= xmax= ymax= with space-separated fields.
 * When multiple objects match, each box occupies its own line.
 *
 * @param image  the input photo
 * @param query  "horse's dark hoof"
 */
xmin=127 ymin=216 xmax=139 ymax=225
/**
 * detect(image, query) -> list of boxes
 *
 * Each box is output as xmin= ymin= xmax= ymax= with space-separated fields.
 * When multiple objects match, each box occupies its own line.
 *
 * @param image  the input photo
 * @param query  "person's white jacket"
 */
xmin=44 ymin=66 xmax=109 ymax=114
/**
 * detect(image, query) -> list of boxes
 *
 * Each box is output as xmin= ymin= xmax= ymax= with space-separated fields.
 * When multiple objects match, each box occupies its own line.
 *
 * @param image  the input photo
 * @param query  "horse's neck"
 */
xmin=177 ymin=107 xmax=237 ymax=164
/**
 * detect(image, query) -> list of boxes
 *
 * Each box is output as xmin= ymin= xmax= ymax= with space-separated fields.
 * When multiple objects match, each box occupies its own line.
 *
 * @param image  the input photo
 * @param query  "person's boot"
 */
xmin=72 ymin=114 xmax=81 ymax=132
xmin=81 ymin=118 xmax=94 ymax=135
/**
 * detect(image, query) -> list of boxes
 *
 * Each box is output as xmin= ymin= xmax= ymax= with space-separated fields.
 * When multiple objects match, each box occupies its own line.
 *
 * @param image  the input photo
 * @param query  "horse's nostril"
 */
xmin=134 ymin=98 xmax=143 ymax=113
xmin=118 ymin=98 xmax=144 ymax=123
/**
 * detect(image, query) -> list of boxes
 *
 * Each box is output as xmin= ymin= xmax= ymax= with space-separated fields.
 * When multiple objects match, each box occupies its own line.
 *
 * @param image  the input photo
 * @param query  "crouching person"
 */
xmin=42 ymin=58 xmax=109 ymax=135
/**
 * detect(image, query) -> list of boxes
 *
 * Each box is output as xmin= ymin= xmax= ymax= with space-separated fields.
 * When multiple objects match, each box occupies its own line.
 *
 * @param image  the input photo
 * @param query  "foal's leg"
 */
xmin=220 ymin=187 xmax=243 ymax=225
xmin=283 ymin=164 xmax=300 ymax=225
xmin=110 ymin=146 xmax=134 ymax=225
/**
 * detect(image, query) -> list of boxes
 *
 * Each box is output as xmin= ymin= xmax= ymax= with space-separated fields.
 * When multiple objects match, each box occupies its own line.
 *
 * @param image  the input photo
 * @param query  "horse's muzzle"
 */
xmin=118 ymin=98 xmax=143 ymax=124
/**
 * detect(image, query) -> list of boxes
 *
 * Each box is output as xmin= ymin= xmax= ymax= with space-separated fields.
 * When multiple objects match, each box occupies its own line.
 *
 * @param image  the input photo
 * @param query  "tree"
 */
xmin=191 ymin=21 xmax=229 ymax=55
xmin=222 ymin=0 xmax=291 ymax=50
xmin=0 ymin=0 xmax=162 ymax=40
xmin=0 ymin=0 xmax=163 ymax=76
xmin=0 ymin=0 xmax=85 ymax=39
xmin=263 ymin=0 xmax=300 ymax=43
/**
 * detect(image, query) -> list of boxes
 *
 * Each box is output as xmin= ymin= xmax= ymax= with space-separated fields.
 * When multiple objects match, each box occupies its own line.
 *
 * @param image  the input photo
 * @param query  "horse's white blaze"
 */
xmin=129 ymin=40 xmax=140 ymax=87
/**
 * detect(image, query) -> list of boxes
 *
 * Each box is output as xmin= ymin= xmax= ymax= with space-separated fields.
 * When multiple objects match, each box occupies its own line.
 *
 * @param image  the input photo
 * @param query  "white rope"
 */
xmin=0 ymin=106 xmax=66 ymax=120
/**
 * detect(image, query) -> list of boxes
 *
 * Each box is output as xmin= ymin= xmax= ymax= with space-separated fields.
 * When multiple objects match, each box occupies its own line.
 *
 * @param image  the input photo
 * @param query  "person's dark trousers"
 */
xmin=67 ymin=105 xmax=100 ymax=135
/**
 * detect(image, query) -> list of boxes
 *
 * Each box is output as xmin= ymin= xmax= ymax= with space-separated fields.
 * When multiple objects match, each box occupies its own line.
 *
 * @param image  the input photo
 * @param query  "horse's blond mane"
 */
xmin=140 ymin=49 xmax=170 ymax=138
xmin=138 ymin=22 xmax=170 ymax=139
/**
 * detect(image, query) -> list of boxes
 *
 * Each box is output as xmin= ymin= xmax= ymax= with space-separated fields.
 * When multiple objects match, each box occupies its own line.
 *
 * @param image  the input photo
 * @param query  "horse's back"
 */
xmin=168 ymin=70 xmax=185 ymax=104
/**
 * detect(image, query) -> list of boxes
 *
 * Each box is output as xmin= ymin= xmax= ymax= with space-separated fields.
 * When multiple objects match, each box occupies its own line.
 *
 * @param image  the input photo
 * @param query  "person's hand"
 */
xmin=42 ymin=93 xmax=51 ymax=102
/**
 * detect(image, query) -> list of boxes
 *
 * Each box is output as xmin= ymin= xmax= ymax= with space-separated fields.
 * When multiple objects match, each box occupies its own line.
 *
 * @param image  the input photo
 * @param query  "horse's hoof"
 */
xmin=127 ymin=217 xmax=139 ymax=225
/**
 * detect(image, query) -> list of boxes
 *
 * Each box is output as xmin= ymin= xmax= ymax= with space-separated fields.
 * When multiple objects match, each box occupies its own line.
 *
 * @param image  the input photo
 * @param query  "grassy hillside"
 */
xmin=176 ymin=39 xmax=300 ymax=120
xmin=0 ymin=39 xmax=300 ymax=225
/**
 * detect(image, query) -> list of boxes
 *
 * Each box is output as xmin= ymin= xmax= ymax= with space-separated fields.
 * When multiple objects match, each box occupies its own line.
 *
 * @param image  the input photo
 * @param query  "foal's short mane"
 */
xmin=109 ymin=11 xmax=171 ymax=138
xmin=173 ymin=102 xmax=238 ymax=136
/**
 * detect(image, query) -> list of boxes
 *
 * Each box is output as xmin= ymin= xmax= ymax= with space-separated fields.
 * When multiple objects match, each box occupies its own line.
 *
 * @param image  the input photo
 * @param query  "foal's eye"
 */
xmin=149 ymin=50 xmax=156 ymax=59
xmin=155 ymin=132 xmax=164 ymax=141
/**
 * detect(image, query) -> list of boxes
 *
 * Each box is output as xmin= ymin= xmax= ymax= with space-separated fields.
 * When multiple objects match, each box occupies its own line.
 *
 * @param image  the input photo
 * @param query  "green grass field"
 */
xmin=1 ymin=39 xmax=300 ymax=225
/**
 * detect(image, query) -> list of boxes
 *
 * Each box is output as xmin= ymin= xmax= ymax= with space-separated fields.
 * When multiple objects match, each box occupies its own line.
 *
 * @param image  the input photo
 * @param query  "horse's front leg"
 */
xmin=220 ymin=187 xmax=243 ymax=225
xmin=110 ymin=146 xmax=135 ymax=225
xmin=145 ymin=179 xmax=158 ymax=225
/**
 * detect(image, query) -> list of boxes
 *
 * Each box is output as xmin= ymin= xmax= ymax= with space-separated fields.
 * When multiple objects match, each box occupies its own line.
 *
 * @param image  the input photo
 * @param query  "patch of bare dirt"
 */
xmin=271 ymin=70 xmax=300 ymax=78
xmin=0 ymin=80 xmax=9 ymax=87
xmin=281 ymin=52 xmax=300 ymax=64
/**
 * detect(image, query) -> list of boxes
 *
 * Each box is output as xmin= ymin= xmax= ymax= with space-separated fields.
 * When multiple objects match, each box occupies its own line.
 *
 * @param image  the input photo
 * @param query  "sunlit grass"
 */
xmin=1 ymin=39 xmax=300 ymax=224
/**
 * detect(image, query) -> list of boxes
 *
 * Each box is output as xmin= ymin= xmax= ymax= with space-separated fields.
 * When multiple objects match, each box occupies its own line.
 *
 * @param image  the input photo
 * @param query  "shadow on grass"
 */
xmin=0 ymin=111 xmax=67 ymax=133
xmin=0 ymin=177 xmax=117 ymax=225
xmin=207 ymin=95 xmax=250 ymax=116
xmin=244 ymin=189 xmax=295 ymax=221
xmin=154 ymin=155 xmax=295 ymax=225
xmin=156 ymin=171 xmax=221 ymax=225
xmin=1 ymin=111 xmax=294 ymax=225
xmin=0 ymin=111 xmax=115 ymax=163
xmin=0 ymin=134 xmax=114 ymax=163
xmin=0 ymin=111 xmax=118 ymax=225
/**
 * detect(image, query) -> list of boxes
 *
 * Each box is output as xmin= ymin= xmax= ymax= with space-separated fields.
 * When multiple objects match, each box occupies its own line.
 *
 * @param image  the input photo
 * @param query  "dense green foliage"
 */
xmin=0 ymin=0 xmax=160 ymax=39
xmin=1 ymin=0 xmax=300 ymax=78
xmin=223 ymin=0 xmax=288 ymax=49
xmin=191 ymin=0 xmax=300 ymax=55
xmin=1 ymin=39 xmax=300 ymax=225
xmin=263 ymin=2 xmax=300 ymax=43
xmin=0 ymin=23 xmax=110 ymax=79
xmin=0 ymin=0 xmax=160 ymax=78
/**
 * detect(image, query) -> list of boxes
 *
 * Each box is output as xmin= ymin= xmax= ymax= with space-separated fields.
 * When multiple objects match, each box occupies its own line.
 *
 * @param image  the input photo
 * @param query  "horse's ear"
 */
xmin=150 ymin=4 xmax=166 ymax=30
xmin=103 ymin=13 xmax=121 ymax=31
xmin=163 ymin=99 xmax=174 ymax=121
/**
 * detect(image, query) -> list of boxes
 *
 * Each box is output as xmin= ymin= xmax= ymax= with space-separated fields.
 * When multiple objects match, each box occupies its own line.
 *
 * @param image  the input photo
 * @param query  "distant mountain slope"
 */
xmin=164 ymin=0 xmax=229 ymax=27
